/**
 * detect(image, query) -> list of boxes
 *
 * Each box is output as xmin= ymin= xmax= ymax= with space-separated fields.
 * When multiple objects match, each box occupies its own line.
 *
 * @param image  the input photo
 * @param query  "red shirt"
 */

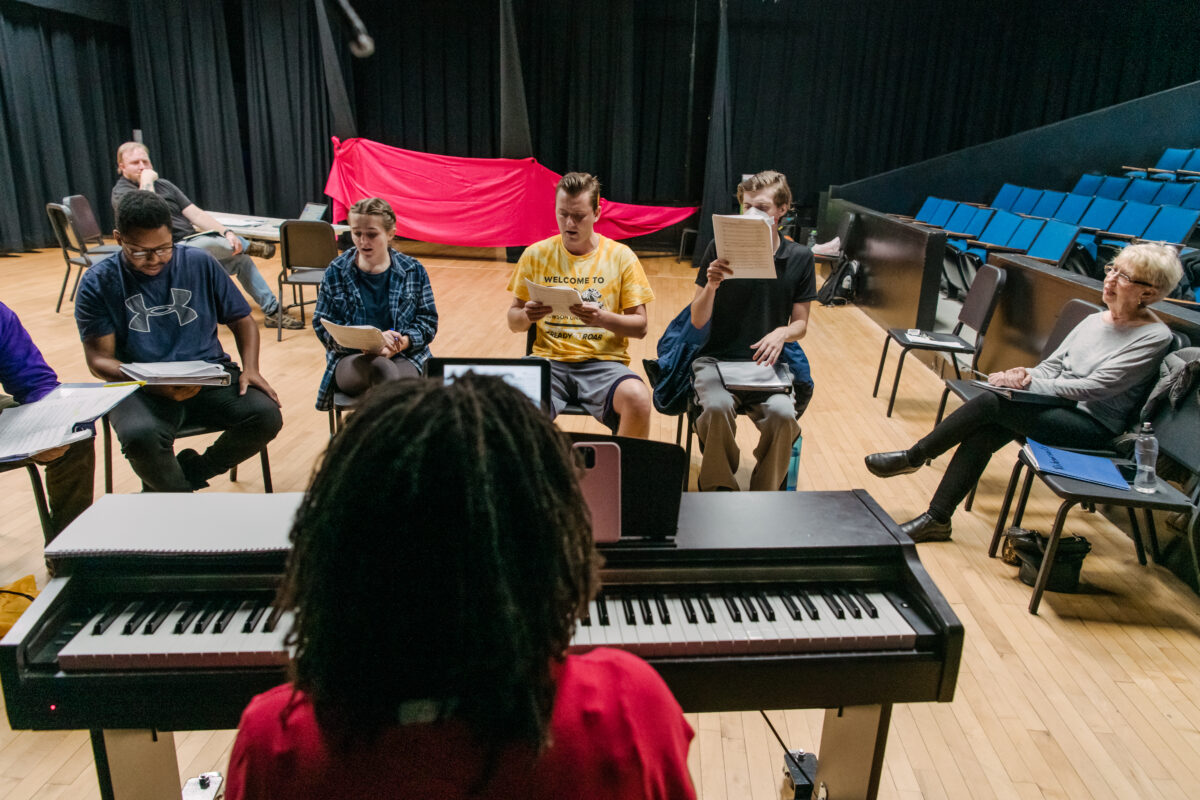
xmin=224 ymin=648 xmax=696 ymax=800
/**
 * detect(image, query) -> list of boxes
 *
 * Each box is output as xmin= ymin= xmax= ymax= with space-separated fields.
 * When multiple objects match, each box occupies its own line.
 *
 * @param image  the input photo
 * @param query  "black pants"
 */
xmin=915 ymin=392 xmax=1113 ymax=520
xmin=108 ymin=366 xmax=282 ymax=492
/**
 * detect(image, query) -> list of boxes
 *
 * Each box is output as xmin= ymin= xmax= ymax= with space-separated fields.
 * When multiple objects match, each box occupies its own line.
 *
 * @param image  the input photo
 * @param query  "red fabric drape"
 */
xmin=324 ymin=137 xmax=698 ymax=248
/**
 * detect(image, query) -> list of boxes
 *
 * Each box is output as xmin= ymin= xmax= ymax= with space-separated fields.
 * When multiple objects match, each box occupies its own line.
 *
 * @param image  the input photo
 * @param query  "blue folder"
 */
xmin=1024 ymin=439 xmax=1130 ymax=491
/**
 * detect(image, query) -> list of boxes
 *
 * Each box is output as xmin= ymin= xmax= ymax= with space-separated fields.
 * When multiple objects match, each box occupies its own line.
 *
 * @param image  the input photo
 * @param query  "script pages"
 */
xmin=120 ymin=361 xmax=231 ymax=386
xmin=712 ymin=211 xmax=776 ymax=279
xmin=0 ymin=383 xmax=140 ymax=462
xmin=524 ymin=278 xmax=585 ymax=316
xmin=319 ymin=319 xmax=391 ymax=351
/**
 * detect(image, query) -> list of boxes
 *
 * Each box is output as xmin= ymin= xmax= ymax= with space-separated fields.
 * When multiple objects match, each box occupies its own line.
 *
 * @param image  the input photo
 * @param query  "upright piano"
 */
xmin=1 ymin=490 xmax=961 ymax=799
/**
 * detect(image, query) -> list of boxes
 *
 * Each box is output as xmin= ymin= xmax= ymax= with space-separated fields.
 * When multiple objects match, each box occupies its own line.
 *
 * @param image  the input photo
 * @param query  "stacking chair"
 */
xmin=1121 ymin=178 xmax=1165 ymax=205
xmin=0 ymin=459 xmax=53 ymax=544
xmin=101 ymin=417 xmax=272 ymax=493
xmin=1026 ymin=190 xmax=1066 ymax=220
xmin=1009 ymin=188 xmax=1044 ymax=215
xmin=277 ymin=220 xmax=338 ymax=341
xmin=990 ymin=184 xmax=1023 ymax=211
xmin=1071 ymin=175 xmax=1104 ymax=195
xmin=1095 ymin=176 xmax=1131 ymax=200
xmin=62 ymin=196 xmax=120 ymax=255
xmin=872 ymin=264 xmax=1006 ymax=417
xmin=988 ymin=355 xmax=1199 ymax=614
xmin=1151 ymin=181 xmax=1191 ymax=207
xmin=1051 ymin=193 xmax=1094 ymax=225
xmin=1123 ymin=147 xmax=1194 ymax=179
xmin=46 ymin=203 xmax=109 ymax=313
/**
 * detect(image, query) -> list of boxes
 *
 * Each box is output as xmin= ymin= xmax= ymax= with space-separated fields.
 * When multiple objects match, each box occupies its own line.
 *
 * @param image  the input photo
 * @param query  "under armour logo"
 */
xmin=125 ymin=289 xmax=198 ymax=332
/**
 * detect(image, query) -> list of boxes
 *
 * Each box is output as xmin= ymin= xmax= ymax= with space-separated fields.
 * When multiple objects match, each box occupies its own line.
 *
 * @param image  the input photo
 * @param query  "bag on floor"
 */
xmin=0 ymin=574 xmax=38 ymax=638
xmin=817 ymin=254 xmax=860 ymax=306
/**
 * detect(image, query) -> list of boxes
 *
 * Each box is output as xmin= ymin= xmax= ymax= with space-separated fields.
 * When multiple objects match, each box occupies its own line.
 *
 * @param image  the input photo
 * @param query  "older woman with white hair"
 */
xmin=865 ymin=243 xmax=1184 ymax=542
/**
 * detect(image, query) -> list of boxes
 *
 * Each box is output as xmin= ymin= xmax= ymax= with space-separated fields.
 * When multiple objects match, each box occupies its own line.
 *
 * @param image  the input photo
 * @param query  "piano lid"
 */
xmin=45 ymin=493 xmax=303 ymax=562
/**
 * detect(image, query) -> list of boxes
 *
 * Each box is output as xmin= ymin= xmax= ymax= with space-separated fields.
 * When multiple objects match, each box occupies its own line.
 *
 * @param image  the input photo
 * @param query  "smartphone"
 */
xmin=573 ymin=442 xmax=621 ymax=543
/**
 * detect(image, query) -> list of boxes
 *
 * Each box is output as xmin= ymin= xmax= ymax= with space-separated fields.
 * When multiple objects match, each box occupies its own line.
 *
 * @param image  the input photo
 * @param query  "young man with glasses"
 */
xmin=111 ymin=142 xmax=302 ymax=329
xmin=74 ymin=191 xmax=283 ymax=493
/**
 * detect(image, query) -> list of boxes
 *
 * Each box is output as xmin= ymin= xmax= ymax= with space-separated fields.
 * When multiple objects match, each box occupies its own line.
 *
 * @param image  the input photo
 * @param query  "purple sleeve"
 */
xmin=0 ymin=302 xmax=60 ymax=403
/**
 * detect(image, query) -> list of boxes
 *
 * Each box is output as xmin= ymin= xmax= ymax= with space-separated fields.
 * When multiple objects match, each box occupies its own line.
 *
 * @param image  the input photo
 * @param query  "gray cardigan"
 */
xmin=1026 ymin=312 xmax=1172 ymax=432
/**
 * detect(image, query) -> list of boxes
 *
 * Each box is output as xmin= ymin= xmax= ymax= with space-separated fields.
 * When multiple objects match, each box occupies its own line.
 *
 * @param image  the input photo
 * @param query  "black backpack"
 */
xmin=817 ymin=254 xmax=860 ymax=306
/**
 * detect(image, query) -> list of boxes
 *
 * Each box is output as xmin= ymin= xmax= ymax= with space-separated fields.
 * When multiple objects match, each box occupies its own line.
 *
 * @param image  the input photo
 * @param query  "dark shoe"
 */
xmin=264 ymin=308 xmax=304 ymax=329
xmin=898 ymin=513 xmax=952 ymax=543
xmin=865 ymin=450 xmax=921 ymax=478
xmin=176 ymin=448 xmax=211 ymax=491
xmin=245 ymin=240 xmax=276 ymax=259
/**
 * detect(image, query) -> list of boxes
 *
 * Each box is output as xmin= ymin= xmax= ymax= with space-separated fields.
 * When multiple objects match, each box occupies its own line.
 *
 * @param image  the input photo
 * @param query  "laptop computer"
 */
xmin=423 ymin=357 xmax=551 ymax=414
xmin=299 ymin=202 xmax=328 ymax=221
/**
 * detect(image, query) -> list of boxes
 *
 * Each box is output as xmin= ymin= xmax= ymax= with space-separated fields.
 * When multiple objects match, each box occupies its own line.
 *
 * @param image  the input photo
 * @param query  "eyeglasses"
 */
xmin=1103 ymin=265 xmax=1154 ymax=288
xmin=122 ymin=244 xmax=174 ymax=261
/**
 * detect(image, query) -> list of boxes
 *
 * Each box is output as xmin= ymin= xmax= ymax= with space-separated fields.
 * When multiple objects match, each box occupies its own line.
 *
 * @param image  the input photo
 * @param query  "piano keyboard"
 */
xmin=570 ymin=586 xmax=916 ymax=656
xmin=55 ymin=585 xmax=916 ymax=671
xmin=56 ymin=596 xmax=293 ymax=670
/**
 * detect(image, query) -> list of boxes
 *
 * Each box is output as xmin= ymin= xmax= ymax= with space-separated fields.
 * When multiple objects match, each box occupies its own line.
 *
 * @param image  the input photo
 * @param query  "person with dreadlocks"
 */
xmin=223 ymin=375 xmax=696 ymax=800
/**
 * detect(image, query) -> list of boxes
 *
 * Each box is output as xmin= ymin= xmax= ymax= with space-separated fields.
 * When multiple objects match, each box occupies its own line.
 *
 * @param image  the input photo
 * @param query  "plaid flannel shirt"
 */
xmin=312 ymin=248 xmax=438 ymax=410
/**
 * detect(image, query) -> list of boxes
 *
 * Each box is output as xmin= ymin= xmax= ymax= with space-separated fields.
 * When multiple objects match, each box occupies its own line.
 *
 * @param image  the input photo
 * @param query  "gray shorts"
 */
xmin=541 ymin=359 xmax=642 ymax=430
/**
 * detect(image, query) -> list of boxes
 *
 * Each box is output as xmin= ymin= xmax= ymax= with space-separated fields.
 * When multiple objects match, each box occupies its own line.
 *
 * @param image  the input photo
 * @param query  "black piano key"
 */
xmin=122 ymin=601 xmax=152 ymax=635
xmin=91 ymin=601 xmax=122 ymax=635
xmin=621 ymin=596 xmax=636 ymax=626
xmin=262 ymin=604 xmax=285 ymax=633
xmin=836 ymin=589 xmax=862 ymax=619
xmin=637 ymin=596 xmax=653 ymax=625
xmin=779 ymin=592 xmax=802 ymax=620
xmin=852 ymin=589 xmax=878 ymax=619
xmin=680 ymin=595 xmax=697 ymax=624
xmin=144 ymin=600 xmax=177 ymax=634
xmin=596 ymin=595 xmax=610 ymax=626
xmin=193 ymin=601 xmax=220 ymax=634
xmin=211 ymin=600 xmax=244 ymax=633
xmin=698 ymin=595 xmax=716 ymax=624
xmin=174 ymin=601 xmax=199 ymax=634
xmin=653 ymin=594 xmax=671 ymax=625
xmin=580 ymin=608 xmax=591 ymax=627
xmin=243 ymin=601 xmax=268 ymax=633
xmin=821 ymin=590 xmax=846 ymax=620
xmin=794 ymin=590 xmax=819 ymax=620
xmin=753 ymin=591 xmax=776 ymax=622
xmin=736 ymin=594 xmax=758 ymax=622
xmin=721 ymin=594 xmax=742 ymax=623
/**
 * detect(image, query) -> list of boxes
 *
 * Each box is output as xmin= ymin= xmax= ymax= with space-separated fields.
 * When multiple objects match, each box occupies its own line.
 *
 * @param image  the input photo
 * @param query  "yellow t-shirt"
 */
xmin=508 ymin=235 xmax=654 ymax=364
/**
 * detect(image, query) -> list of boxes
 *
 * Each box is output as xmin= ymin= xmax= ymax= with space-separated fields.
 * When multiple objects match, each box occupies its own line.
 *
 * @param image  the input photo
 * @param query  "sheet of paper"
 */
xmin=120 ymin=361 xmax=230 ymax=385
xmin=712 ymin=213 xmax=776 ymax=279
xmin=211 ymin=214 xmax=262 ymax=227
xmin=319 ymin=319 xmax=390 ymax=351
xmin=0 ymin=382 xmax=137 ymax=462
xmin=525 ymin=279 xmax=584 ymax=315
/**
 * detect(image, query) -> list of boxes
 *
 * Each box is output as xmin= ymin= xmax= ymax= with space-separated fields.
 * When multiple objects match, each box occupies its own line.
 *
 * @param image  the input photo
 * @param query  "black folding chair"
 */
xmin=277 ymin=220 xmax=338 ymax=341
xmin=873 ymin=264 xmax=1006 ymax=417
xmin=101 ymin=417 xmax=272 ymax=493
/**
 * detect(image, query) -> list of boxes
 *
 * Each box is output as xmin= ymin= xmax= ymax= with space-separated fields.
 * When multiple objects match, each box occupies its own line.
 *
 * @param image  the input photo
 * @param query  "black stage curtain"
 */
xmin=240 ymin=0 xmax=341 ymax=218
xmin=720 ymin=0 xmax=1200 ymax=213
xmin=127 ymin=0 xmax=249 ymax=214
xmin=0 ymin=1 xmax=133 ymax=251
xmin=350 ymin=0 xmax=500 ymax=158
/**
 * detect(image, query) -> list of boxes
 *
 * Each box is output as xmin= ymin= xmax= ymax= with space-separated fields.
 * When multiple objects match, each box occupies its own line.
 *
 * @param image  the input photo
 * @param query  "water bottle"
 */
xmin=806 ymin=229 xmax=817 ymax=248
xmin=1133 ymin=421 xmax=1158 ymax=494
xmin=785 ymin=435 xmax=803 ymax=491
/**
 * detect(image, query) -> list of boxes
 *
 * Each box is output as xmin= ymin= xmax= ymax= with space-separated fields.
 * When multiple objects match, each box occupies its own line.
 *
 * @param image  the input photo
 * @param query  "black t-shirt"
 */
xmin=695 ymin=238 xmax=817 ymax=360
xmin=112 ymin=177 xmax=196 ymax=242
xmin=354 ymin=267 xmax=392 ymax=331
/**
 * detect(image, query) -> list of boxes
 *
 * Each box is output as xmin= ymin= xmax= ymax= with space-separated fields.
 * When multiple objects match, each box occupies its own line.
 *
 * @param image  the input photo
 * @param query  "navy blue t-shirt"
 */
xmin=74 ymin=245 xmax=251 ymax=364
xmin=353 ymin=268 xmax=392 ymax=331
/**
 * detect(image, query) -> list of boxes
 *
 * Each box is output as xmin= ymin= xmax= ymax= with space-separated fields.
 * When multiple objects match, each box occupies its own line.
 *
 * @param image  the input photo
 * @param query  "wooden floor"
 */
xmin=2 ymin=242 xmax=1200 ymax=799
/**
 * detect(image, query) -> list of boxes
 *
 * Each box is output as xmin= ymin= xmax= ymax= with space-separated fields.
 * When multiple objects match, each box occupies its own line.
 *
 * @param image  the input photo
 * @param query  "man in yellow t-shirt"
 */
xmin=507 ymin=172 xmax=655 ymax=437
